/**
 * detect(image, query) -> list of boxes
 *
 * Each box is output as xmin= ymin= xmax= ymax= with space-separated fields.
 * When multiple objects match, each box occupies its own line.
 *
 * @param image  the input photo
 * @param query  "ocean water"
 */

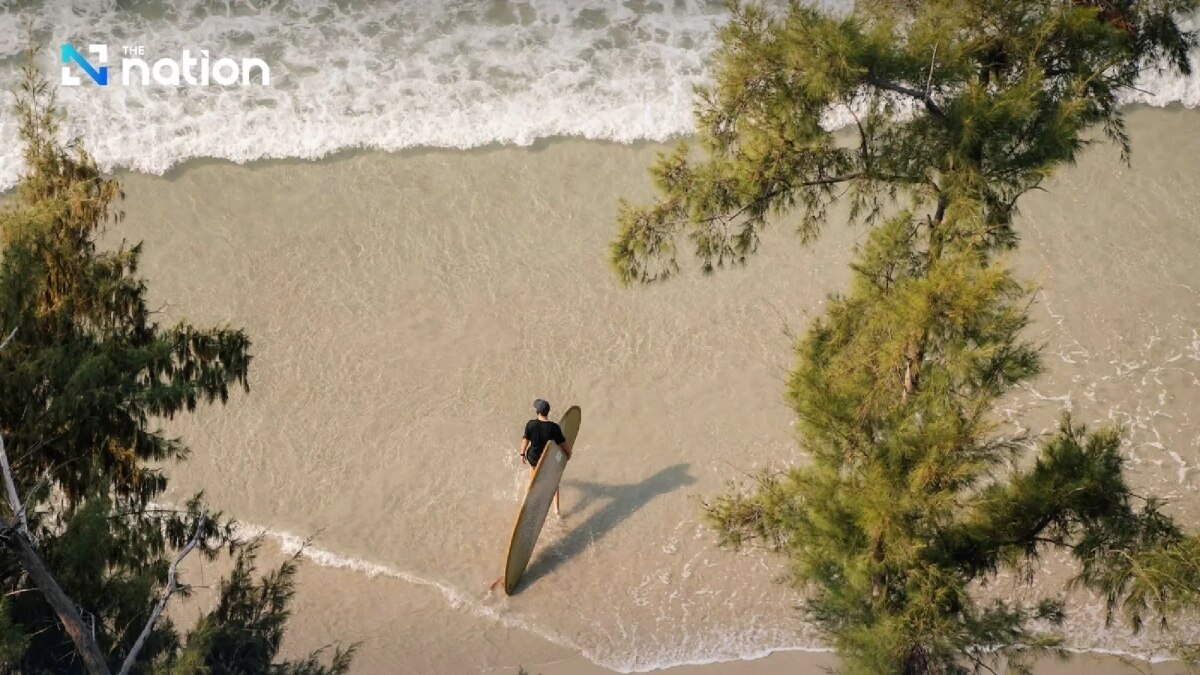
xmin=1 ymin=0 xmax=1199 ymax=189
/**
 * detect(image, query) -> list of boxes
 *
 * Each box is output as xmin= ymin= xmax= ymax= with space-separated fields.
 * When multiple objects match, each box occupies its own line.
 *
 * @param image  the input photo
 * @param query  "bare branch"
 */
xmin=0 ymin=327 xmax=18 ymax=352
xmin=117 ymin=513 xmax=205 ymax=675
xmin=0 ymin=435 xmax=29 ymax=538
xmin=0 ymin=331 xmax=25 ymax=537
xmin=926 ymin=44 xmax=939 ymax=95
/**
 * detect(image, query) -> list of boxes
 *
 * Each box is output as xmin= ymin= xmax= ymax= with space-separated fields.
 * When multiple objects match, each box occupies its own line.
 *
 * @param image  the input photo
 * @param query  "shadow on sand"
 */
xmin=514 ymin=463 xmax=695 ymax=593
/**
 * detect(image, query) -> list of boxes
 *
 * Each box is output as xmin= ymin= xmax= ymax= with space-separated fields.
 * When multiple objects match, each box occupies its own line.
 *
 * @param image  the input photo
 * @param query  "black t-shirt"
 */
xmin=523 ymin=419 xmax=566 ymax=467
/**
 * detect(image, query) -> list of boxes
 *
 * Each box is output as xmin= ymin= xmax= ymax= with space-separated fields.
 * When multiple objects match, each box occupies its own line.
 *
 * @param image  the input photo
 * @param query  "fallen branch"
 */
xmin=0 ymin=422 xmax=108 ymax=674
xmin=0 ymin=517 xmax=109 ymax=675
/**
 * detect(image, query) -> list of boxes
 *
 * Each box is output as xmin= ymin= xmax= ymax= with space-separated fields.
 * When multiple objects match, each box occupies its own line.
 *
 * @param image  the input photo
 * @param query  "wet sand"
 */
xmin=117 ymin=106 xmax=1200 ymax=672
xmin=173 ymin=537 xmax=1189 ymax=674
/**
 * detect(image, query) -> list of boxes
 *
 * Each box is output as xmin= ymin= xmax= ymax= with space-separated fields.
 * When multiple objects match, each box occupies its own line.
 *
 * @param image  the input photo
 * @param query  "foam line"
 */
xmin=226 ymin=522 xmax=602 ymax=664
xmin=230 ymin=523 xmax=1182 ymax=672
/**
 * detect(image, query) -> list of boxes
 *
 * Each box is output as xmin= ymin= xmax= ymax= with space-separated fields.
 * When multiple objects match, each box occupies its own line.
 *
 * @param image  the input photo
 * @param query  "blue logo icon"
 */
xmin=61 ymin=44 xmax=108 ymax=86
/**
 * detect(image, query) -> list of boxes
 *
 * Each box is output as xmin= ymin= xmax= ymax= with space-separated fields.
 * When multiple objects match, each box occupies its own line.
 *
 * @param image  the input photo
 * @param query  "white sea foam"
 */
xmin=225 ymin=509 xmax=1190 ymax=667
xmin=228 ymin=522 xmax=592 ymax=662
xmin=1 ymin=1 xmax=1199 ymax=191
xmin=229 ymin=518 xmax=1188 ymax=672
xmin=231 ymin=521 xmax=838 ymax=673
xmin=234 ymin=523 xmax=1180 ymax=667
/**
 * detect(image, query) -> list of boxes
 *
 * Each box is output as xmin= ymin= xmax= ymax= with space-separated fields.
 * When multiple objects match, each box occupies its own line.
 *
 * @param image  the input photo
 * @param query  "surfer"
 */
xmin=489 ymin=400 xmax=582 ymax=595
xmin=519 ymin=398 xmax=573 ymax=516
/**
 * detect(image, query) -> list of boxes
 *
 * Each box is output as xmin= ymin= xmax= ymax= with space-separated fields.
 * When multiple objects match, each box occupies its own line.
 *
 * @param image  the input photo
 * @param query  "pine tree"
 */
xmin=0 ymin=51 xmax=354 ymax=674
xmin=611 ymin=2 xmax=1200 ymax=673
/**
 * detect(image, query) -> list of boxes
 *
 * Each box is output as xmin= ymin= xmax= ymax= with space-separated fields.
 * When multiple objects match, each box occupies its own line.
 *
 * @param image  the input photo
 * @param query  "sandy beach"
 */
xmin=172 ymin=536 xmax=1192 ymax=674
xmin=105 ymin=105 xmax=1200 ymax=673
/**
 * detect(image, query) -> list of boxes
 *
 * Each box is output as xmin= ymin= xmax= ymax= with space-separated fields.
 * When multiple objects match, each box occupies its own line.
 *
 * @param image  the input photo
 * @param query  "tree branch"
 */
xmin=679 ymin=173 xmax=864 ymax=230
xmin=965 ymin=648 xmax=999 ymax=675
xmin=117 ymin=512 xmax=205 ymax=675
xmin=865 ymin=75 xmax=946 ymax=118
xmin=0 ymin=327 xmax=18 ymax=352
xmin=0 ymin=435 xmax=29 ymax=538
xmin=0 ymin=522 xmax=110 ymax=674
xmin=925 ymin=44 xmax=939 ymax=95
xmin=0 ymin=425 xmax=109 ymax=674
xmin=0 ymin=329 xmax=26 ymax=538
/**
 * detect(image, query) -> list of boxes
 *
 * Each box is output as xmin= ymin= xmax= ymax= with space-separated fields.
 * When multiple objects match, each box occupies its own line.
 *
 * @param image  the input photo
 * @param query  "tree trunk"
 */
xmin=1 ymin=528 xmax=111 ymax=675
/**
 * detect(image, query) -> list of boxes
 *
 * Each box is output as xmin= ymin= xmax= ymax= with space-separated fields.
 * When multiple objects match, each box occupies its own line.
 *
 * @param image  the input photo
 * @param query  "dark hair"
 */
xmin=533 ymin=399 xmax=550 ymax=415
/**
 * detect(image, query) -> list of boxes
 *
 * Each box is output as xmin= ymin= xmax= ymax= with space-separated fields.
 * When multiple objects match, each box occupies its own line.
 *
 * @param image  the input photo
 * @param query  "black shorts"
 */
xmin=526 ymin=446 xmax=545 ymax=468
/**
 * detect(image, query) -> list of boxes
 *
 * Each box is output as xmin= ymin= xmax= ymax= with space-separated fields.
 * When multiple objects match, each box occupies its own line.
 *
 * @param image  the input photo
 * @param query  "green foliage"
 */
xmin=167 ymin=540 xmax=355 ymax=675
xmin=701 ymin=222 xmax=1078 ymax=674
xmin=0 ymin=49 xmax=352 ymax=673
xmin=611 ymin=0 xmax=1197 ymax=284
xmin=0 ymin=597 xmax=29 ymax=664
xmin=614 ymin=1 xmax=1200 ymax=672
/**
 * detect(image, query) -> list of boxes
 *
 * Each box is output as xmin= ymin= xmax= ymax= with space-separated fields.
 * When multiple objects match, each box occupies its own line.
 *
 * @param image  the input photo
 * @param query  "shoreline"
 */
xmin=114 ymin=101 xmax=1200 ymax=185
xmin=234 ymin=523 xmax=1189 ymax=675
xmin=265 ymin=529 xmax=1192 ymax=675
xmin=3 ymin=103 xmax=1195 ymax=197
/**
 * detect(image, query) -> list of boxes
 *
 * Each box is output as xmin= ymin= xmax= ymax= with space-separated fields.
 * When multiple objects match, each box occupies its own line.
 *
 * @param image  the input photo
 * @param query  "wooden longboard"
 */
xmin=503 ymin=405 xmax=581 ymax=594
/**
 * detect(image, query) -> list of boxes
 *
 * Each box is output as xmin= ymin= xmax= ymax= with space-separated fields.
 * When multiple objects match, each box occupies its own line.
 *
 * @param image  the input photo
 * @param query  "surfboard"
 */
xmin=503 ymin=405 xmax=582 ymax=595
